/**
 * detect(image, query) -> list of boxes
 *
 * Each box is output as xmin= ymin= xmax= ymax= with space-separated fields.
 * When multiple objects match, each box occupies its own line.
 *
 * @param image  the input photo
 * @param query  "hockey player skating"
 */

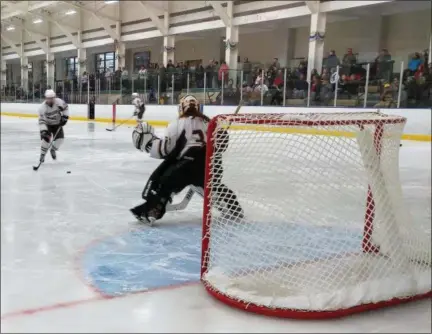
xmin=130 ymin=95 xmax=243 ymax=225
xmin=131 ymin=92 xmax=145 ymax=123
xmin=38 ymin=89 xmax=69 ymax=163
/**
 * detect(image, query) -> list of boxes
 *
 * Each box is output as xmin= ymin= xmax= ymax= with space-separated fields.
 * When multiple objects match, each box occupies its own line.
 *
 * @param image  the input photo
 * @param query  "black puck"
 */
xmin=67 ymin=171 xmax=71 ymax=174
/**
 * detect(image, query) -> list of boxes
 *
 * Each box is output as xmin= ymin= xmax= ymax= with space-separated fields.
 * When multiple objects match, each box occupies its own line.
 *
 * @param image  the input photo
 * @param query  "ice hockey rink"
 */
xmin=1 ymin=115 xmax=431 ymax=333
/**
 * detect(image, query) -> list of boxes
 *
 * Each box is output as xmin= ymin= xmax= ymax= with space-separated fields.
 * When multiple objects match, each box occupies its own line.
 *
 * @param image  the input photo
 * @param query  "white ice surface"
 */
xmin=1 ymin=116 xmax=431 ymax=333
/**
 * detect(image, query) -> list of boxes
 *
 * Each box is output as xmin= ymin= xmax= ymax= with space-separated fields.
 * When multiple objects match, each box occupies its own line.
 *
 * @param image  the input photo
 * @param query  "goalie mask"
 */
xmin=179 ymin=95 xmax=200 ymax=117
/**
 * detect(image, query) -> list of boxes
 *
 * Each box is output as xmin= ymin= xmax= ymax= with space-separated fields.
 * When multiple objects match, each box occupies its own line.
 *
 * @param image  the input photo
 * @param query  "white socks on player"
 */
xmin=40 ymin=139 xmax=50 ymax=155
xmin=40 ymin=138 xmax=63 ymax=155
xmin=51 ymin=138 xmax=64 ymax=151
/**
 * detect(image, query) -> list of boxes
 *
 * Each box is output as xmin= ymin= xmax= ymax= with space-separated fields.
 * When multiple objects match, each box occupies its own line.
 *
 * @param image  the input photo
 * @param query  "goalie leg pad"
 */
xmin=142 ymin=159 xmax=173 ymax=200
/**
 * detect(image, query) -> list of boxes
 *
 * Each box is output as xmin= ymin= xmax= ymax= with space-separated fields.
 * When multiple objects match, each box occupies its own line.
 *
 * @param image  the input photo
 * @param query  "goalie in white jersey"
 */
xmin=131 ymin=92 xmax=145 ymax=123
xmin=37 ymin=89 xmax=69 ymax=162
xmin=130 ymin=95 xmax=243 ymax=225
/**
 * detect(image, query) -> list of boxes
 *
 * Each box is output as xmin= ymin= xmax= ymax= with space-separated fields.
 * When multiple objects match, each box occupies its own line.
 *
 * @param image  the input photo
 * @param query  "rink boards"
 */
xmin=0 ymin=102 xmax=431 ymax=141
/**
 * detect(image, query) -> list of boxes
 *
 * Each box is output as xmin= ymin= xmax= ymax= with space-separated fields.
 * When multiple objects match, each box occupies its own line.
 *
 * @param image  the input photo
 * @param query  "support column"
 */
xmin=224 ymin=26 xmax=239 ymax=87
xmin=21 ymin=56 xmax=29 ymax=91
xmin=163 ymin=10 xmax=175 ymax=67
xmin=20 ymin=31 xmax=29 ymax=91
xmin=286 ymin=28 xmax=296 ymax=68
xmin=1 ymin=59 xmax=6 ymax=88
xmin=77 ymin=47 xmax=87 ymax=75
xmin=115 ymin=22 xmax=125 ymax=70
xmin=307 ymin=12 xmax=326 ymax=80
xmin=46 ymin=53 xmax=55 ymax=89
xmin=274 ymin=28 xmax=294 ymax=68
xmin=224 ymin=1 xmax=238 ymax=88
xmin=163 ymin=35 xmax=175 ymax=67
xmin=76 ymin=31 xmax=87 ymax=75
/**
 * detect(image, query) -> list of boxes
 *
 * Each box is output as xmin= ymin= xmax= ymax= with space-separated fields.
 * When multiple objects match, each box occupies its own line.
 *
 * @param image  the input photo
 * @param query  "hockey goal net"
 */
xmin=201 ymin=112 xmax=431 ymax=319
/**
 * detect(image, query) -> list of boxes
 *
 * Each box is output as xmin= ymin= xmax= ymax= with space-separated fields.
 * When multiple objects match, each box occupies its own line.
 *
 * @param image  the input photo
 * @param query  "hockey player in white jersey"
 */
xmin=131 ymin=92 xmax=145 ymax=123
xmin=130 ymin=95 xmax=243 ymax=225
xmin=38 ymin=89 xmax=69 ymax=162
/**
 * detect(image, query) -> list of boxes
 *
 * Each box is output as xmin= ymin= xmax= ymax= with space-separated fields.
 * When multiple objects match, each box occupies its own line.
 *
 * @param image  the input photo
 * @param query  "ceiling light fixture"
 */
xmin=6 ymin=26 xmax=15 ymax=31
xmin=65 ymin=9 xmax=76 ymax=15
xmin=104 ymin=0 xmax=119 ymax=4
xmin=33 ymin=18 xmax=43 ymax=24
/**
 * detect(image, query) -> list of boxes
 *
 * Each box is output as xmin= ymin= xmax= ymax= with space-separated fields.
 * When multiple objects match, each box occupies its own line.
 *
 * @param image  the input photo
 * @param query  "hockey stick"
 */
xmin=106 ymin=114 xmax=135 ymax=131
xmin=166 ymin=187 xmax=200 ymax=212
xmin=33 ymin=126 xmax=62 ymax=171
xmin=166 ymin=101 xmax=243 ymax=212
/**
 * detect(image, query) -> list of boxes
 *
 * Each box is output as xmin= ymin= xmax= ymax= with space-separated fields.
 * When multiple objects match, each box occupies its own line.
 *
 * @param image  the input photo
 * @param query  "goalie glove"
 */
xmin=132 ymin=122 xmax=155 ymax=151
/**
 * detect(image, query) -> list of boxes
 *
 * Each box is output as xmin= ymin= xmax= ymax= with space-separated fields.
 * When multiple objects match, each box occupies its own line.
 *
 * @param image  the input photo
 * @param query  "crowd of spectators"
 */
xmin=2 ymin=47 xmax=431 ymax=107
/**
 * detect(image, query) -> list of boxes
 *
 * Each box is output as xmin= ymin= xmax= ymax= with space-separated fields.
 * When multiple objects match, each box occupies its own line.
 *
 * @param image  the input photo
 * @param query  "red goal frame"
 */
xmin=200 ymin=113 xmax=431 ymax=319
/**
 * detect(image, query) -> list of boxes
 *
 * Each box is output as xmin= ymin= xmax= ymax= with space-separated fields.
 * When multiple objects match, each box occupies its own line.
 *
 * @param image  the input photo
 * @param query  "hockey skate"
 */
xmin=50 ymin=149 xmax=57 ymax=160
xmin=130 ymin=206 xmax=157 ymax=226
xmin=130 ymin=207 xmax=149 ymax=224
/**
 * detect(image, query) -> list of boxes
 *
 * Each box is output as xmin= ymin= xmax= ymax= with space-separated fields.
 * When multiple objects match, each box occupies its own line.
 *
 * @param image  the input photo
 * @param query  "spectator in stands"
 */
xmin=266 ymin=64 xmax=277 ymax=87
xmin=81 ymin=71 xmax=88 ymax=92
xmin=320 ymin=75 xmax=333 ymax=105
xmin=243 ymin=57 xmax=252 ymax=85
xmin=105 ymin=68 xmax=112 ymax=87
xmin=406 ymin=53 xmax=423 ymax=77
xmin=310 ymin=68 xmax=319 ymax=80
xmin=342 ymin=48 xmax=357 ymax=67
xmin=121 ymin=66 xmax=129 ymax=91
xmin=249 ymin=78 xmax=268 ymax=105
xmin=218 ymin=61 xmax=229 ymax=87
xmin=241 ymin=82 xmax=253 ymax=105
xmin=270 ymin=71 xmax=284 ymax=105
xmin=114 ymin=67 xmax=122 ymax=90
xmin=293 ymin=73 xmax=308 ymax=99
xmin=157 ymin=63 xmax=167 ymax=93
xmin=167 ymin=59 xmax=175 ymax=69
xmin=342 ymin=48 xmax=356 ymax=75
xmin=375 ymin=49 xmax=392 ymax=82
xmin=272 ymin=58 xmax=280 ymax=70
xmin=254 ymin=69 xmax=263 ymax=86
xmin=205 ymin=60 xmax=214 ymax=89
xmin=138 ymin=65 xmax=147 ymax=79
xmin=273 ymin=69 xmax=284 ymax=88
xmin=213 ymin=61 xmax=220 ymax=88
xmin=310 ymin=75 xmax=322 ymax=105
xmin=196 ymin=61 xmax=205 ymax=88
xmin=325 ymin=50 xmax=340 ymax=72
xmin=296 ymin=61 xmax=307 ymax=78
xmin=374 ymin=82 xmax=395 ymax=108
xmin=322 ymin=67 xmax=330 ymax=77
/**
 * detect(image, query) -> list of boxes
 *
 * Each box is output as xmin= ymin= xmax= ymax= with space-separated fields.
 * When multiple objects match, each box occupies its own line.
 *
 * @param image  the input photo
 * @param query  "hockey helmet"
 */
xmin=45 ymin=89 xmax=56 ymax=98
xmin=179 ymin=95 xmax=200 ymax=117
xmin=132 ymin=92 xmax=139 ymax=98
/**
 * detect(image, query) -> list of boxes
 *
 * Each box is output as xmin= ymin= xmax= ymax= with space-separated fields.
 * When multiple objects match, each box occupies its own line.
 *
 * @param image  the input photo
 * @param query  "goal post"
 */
xmin=201 ymin=112 xmax=431 ymax=319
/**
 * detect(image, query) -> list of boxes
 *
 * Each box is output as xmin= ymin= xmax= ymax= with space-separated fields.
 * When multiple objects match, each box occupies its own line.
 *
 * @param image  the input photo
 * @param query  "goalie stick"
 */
xmin=33 ymin=126 xmax=62 ymax=171
xmin=166 ymin=101 xmax=243 ymax=212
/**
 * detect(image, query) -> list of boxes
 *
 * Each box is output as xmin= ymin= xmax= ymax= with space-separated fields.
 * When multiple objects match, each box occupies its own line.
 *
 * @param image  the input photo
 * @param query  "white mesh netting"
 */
xmin=202 ymin=112 xmax=431 ymax=313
